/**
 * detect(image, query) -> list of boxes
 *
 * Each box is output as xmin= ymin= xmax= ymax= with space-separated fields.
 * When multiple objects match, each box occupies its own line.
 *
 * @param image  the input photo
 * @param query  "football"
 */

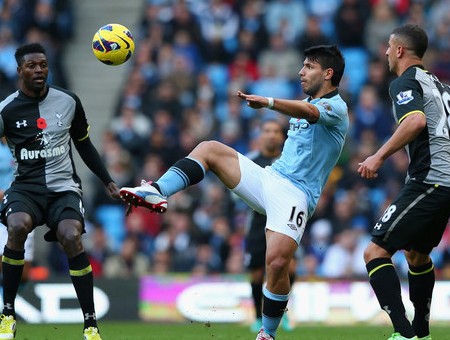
xmin=92 ymin=23 xmax=135 ymax=66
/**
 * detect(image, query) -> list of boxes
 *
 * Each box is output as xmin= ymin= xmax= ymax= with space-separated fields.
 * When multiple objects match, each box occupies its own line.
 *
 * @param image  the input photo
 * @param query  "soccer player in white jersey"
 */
xmin=359 ymin=24 xmax=450 ymax=340
xmin=120 ymin=45 xmax=348 ymax=340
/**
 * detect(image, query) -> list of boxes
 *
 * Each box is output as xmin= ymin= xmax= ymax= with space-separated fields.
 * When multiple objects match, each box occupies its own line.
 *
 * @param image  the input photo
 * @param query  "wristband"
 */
xmin=266 ymin=97 xmax=274 ymax=109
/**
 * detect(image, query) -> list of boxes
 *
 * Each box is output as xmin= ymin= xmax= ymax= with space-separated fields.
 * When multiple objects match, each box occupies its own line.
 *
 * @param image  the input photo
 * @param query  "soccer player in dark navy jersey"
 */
xmin=0 ymin=43 xmax=120 ymax=340
xmin=358 ymin=24 xmax=450 ymax=340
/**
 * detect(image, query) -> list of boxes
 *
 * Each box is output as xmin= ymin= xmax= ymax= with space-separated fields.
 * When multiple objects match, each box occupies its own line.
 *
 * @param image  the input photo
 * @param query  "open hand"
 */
xmin=237 ymin=90 xmax=269 ymax=109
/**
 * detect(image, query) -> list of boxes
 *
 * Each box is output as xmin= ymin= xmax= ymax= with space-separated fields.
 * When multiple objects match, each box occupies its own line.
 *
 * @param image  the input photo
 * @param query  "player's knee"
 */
xmin=405 ymin=250 xmax=430 ymax=267
xmin=363 ymin=246 xmax=373 ymax=264
xmin=195 ymin=140 xmax=214 ymax=153
xmin=191 ymin=140 xmax=224 ymax=169
xmin=363 ymin=244 xmax=381 ymax=264
xmin=266 ymin=255 xmax=290 ymax=275
xmin=7 ymin=220 xmax=31 ymax=243
xmin=363 ymin=242 xmax=391 ymax=264
xmin=195 ymin=140 xmax=226 ymax=155
xmin=57 ymin=223 xmax=82 ymax=246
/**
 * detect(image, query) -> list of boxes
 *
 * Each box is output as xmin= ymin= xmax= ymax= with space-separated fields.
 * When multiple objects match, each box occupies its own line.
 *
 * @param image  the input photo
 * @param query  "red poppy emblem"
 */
xmin=37 ymin=118 xmax=47 ymax=129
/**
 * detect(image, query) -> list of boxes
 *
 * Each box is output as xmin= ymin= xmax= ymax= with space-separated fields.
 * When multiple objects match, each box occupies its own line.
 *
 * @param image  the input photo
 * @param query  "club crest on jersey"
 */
xmin=319 ymin=101 xmax=332 ymax=112
xmin=396 ymin=90 xmax=414 ymax=105
xmin=55 ymin=111 xmax=63 ymax=127
xmin=15 ymin=120 xmax=27 ymax=128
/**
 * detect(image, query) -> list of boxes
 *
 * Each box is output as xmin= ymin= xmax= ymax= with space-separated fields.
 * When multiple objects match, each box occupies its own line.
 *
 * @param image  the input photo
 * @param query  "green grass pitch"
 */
xmin=12 ymin=322 xmax=450 ymax=339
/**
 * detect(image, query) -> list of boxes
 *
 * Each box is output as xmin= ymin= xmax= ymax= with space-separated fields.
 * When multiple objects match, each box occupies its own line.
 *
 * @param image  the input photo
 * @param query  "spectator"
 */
xmin=143 ymin=80 xmax=183 ymax=120
xmin=85 ymin=226 xmax=112 ymax=277
xmin=364 ymin=1 xmax=399 ymax=57
xmin=194 ymin=0 xmax=239 ymax=63
xmin=258 ymin=32 xmax=302 ymax=82
xmin=297 ymin=15 xmax=331 ymax=53
xmin=365 ymin=56 xmax=393 ymax=107
xmin=237 ymin=0 xmax=268 ymax=56
xmin=103 ymin=235 xmax=150 ymax=278
xmin=304 ymin=0 xmax=340 ymax=38
xmin=164 ymin=0 xmax=205 ymax=56
xmin=153 ymin=210 xmax=198 ymax=272
xmin=334 ymin=0 xmax=369 ymax=48
xmin=0 ymin=25 xmax=18 ymax=82
xmin=264 ymin=0 xmax=307 ymax=44
xmin=304 ymin=218 xmax=333 ymax=272
xmin=110 ymin=103 xmax=152 ymax=167
xmin=352 ymin=84 xmax=393 ymax=142
xmin=321 ymin=229 xmax=358 ymax=278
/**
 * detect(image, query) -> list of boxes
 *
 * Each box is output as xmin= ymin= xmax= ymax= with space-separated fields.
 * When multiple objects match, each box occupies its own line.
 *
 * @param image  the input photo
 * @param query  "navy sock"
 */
xmin=409 ymin=261 xmax=434 ymax=338
xmin=69 ymin=252 xmax=97 ymax=329
xmin=366 ymin=258 xmax=415 ymax=338
xmin=1 ymin=247 xmax=25 ymax=317
xmin=251 ymin=282 xmax=263 ymax=319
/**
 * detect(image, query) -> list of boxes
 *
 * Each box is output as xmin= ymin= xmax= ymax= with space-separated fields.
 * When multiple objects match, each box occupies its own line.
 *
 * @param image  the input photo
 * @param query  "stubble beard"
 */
xmin=303 ymin=83 xmax=320 ymax=97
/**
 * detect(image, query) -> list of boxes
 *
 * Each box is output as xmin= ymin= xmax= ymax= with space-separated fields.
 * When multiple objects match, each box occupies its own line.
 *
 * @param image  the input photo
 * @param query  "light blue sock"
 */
xmin=155 ymin=157 xmax=205 ymax=196
xmin=262 ymin=286 xmax=289 ymax=338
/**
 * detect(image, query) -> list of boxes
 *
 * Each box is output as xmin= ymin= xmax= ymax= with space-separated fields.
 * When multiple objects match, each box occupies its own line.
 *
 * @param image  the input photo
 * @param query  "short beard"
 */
xmin=30 ymin=83 xmax=46 ymax=97
xmin=303 ymin=84 xmax=320 ymax=97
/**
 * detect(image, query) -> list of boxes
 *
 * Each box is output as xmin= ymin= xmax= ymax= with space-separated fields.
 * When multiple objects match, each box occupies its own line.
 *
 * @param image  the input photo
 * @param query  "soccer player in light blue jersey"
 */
xmin=120 ymin=45 xmax=348 ymax=340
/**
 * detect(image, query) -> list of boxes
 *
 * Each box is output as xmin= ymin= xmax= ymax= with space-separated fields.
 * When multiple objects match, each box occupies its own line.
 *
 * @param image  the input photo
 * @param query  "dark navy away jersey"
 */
xmin=389 ymin=65 xmax=450 ymax=187
xmin=0 ymin=85 xmax=90 ymax=194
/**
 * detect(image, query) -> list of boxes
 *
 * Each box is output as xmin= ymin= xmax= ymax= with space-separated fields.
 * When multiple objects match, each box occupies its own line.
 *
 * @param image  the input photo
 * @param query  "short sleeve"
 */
xmin=389 ymin=76 xmax=424 ymax=124
xmin=315 ymin=99 xmax=347 ymax=126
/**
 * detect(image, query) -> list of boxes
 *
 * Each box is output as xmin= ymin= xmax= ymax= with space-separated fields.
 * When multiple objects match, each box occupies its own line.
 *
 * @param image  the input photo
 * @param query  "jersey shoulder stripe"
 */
xmin=0 ymin=91 xmax=20 ymax=137
xmin=0 ymin=91 xmax=20 ymax=112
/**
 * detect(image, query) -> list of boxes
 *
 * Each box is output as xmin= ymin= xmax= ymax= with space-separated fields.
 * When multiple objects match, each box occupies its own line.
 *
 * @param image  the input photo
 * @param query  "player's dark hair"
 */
xmin=261 ymin=116 xmax=280 ymax=127
xmin=392 ymin=24 xmax=428 ymax=59
xmin=260 ymin=116 xmax=286 ymax=132
xmin=304 ymin=44 xmax=345 ymax=87
xmin=15 ymin=43 xmax=47 ymax=66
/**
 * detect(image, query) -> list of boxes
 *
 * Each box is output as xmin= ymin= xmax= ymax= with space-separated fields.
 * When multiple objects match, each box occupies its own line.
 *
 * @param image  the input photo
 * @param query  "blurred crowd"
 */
xmin=0 ymin=0 xmax=73 ymax=91
xmin=1 ymin=0 xmax=450 ymax=281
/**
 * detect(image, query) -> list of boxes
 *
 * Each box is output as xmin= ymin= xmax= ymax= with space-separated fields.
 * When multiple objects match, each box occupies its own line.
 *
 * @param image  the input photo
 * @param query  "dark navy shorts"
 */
xmin=1 ymin=185 xmax=85 ymax=231
xmin=371 ymin=181 xmax=450 ymax=255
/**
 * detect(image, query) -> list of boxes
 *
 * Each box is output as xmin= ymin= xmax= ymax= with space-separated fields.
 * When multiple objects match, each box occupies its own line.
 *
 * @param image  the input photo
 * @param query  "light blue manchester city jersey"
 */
xmin=271 ymin=89 xmax=349 ymax=216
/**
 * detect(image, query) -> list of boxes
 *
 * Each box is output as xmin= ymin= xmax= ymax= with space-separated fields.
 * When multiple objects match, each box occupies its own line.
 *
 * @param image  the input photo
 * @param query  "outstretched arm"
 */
xmin=237 ymin=90 xmax=320 ymax=123
xmin=73 ymin=137 xmax=120 ymax=199
xmin=358 ymin=112 xmax=426 ymax=179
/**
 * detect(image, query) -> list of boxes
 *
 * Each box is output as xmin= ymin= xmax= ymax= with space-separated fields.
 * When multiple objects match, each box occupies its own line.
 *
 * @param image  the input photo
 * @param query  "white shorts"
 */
xmin=232 ymin=153 xmax=309 ymax=244
xmin=0 ymin=224 xmax=35 ymax=262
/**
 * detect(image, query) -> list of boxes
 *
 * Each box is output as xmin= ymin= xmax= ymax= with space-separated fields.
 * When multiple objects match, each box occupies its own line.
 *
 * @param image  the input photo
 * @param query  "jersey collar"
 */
xmin=403 ymin=64 xmax=425 ymax=74
xmin=19 ymin=85 xmax=49 ymax=101
xmin=307 ymin=88 xmax=339 ymax=102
